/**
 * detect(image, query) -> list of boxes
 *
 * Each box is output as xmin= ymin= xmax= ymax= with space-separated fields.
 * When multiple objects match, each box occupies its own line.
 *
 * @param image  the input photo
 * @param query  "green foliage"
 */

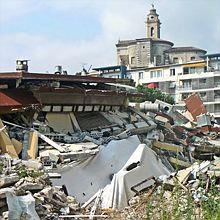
xmin=145 ymin=176 xmax=220 ymax=220
xmin=15 ymin=165 xmax=44 ymax=178
xmin=201 ymin=177 xmax=220 ymax=220
xmin=130 ymin=85 xmax=175 ymax=105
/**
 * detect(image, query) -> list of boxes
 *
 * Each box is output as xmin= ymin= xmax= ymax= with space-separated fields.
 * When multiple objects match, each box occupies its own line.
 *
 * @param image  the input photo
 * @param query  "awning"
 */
xmin=147 ymin=83 xmax=158 ymax=89
xmin=183 ymin=62 xmax=206 ymax=68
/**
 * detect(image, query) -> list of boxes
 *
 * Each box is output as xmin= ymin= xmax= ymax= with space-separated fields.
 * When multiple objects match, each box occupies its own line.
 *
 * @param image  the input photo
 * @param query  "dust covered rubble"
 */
xmin=0 ymin=96 xmax=220 ymax=219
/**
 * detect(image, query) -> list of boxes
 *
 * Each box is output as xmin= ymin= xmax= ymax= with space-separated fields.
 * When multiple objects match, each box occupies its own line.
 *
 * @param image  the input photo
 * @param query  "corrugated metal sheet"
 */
xmin=0 ymin=72 xmax=130 ymax=84
xmin=75 ymin=112 xmax=111 ymax=131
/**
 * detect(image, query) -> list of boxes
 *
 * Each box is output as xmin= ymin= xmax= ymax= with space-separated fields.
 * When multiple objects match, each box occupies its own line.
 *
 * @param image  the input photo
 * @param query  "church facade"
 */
xmin=91 ymin=5 xmax=220 ymax=121
xmin=116 ymin=5 xmax=206 ymax=69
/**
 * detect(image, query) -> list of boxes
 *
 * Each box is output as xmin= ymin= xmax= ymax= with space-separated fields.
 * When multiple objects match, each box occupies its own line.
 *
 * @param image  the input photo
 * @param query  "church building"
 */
xmin=116 ymin=5 xmax=206 ymax=69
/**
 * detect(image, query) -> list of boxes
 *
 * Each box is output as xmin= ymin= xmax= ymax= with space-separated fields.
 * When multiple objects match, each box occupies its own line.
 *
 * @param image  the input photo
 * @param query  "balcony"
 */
xmin=191 ymin=82 xmax=212 ymax=90
xmin=178 ymin=86 xmax=192 ymax=91
xmin=214 ymin=82 xmax=220 ymax=87
xmin=214 ymin=96 xmax=220 ymax=102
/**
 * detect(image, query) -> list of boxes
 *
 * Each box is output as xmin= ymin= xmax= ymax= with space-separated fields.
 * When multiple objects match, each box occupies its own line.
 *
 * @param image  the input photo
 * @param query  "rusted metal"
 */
xmin=36 ymin=87 xmax=143 ymax=97
xmin=0 ymin=89 xmax=40 ymax=114
xmin=184 ymin=93 xmax=207 ymax=121
xmin=0 ymin=72 xmax=23 ymax=79
xmin=0 ymin=71 xmax=130 ymax=84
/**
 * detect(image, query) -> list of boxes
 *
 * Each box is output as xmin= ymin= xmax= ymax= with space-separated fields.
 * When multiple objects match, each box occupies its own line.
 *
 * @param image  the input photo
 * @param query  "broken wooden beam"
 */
xmin=36 ymin=131 xmax=66 ymax=152
xmin=27 ymin=131 xmax=39 ymax=159
xmin=0 ymin=119 xmax=18 ymax=158
xmin=153 ymin=140 xmax=183 ymax=153
xmin=168 ymin=157 xmax=191 ymax=168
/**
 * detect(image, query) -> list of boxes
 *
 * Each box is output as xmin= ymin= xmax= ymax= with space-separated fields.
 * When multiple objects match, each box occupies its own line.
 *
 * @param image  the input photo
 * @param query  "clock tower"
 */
xmin=146 ymin=4 xmax=161 ymax=39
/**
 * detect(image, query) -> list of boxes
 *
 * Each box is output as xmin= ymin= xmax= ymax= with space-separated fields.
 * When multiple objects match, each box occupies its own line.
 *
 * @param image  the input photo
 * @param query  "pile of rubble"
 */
xmin=0 ymin=156 xmax=80 ymax=219
xmin=110 ymin=157 xmax=220 ymax=219
xmin=0 ymin=70 xmax=220 ymax=219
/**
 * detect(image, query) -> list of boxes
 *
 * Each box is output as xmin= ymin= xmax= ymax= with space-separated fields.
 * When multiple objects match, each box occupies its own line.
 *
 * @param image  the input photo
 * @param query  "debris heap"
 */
xmin=0 ymin=70 xmax=219 ymax=219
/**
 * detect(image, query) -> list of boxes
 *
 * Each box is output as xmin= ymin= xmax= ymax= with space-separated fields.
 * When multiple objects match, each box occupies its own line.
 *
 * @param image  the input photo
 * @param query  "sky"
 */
xmin=0 ymin=0 xmax=219 ymax=73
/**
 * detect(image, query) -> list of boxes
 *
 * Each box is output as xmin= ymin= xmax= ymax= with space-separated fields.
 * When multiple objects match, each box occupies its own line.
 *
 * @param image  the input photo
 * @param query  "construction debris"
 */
xmin=0 ymin=71 xmax=219 ymax=219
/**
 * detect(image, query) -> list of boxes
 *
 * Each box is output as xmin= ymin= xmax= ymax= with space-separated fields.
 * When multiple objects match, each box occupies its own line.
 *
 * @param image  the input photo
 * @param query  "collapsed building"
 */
xmin=0 ymin=63 xmax=219 ymax=219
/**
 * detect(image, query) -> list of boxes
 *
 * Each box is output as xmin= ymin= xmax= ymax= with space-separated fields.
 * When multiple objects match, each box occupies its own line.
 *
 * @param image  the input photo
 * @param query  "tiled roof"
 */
xmin=116 ymin=38 xmax=174 ymax=47
xmin=165 ymin=47 xmax=206 ymax=53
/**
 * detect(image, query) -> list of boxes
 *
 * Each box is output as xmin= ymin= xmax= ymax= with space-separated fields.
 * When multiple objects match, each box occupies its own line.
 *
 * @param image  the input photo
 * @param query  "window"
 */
xmin=183 ymin=67 xmax=189 ymax=74
xmin=139 ymin=72 xmax=143 ymax=79
xmin=191 ymin=56 xmax=195 ymax=61
xmin=150 ymin=70 xmax=162 ymax=78
xmin=199 ymin=78 xmax=206 ymax=84
xmin=143 ymin=46 xmax=145 ymax=49
xmin=131 ymin=57 xmax=135 ymax=65
xmin=170 ymin=68 xmax=176 ymax=76
xmin=173 ymin=57 xmax=179 ymax=64
xmin=169 ymin=82 xmax=176 ymax=88
xmin=156 ymin=55 xmax=162 ymax=64
xmin=183 ymin=80 xmax=191 ymax=88
xmin=200 ymin=92 xmax=207 ymax=101
xmin=200 ymin=92 xmax=206 ymax=98
xmin=151 ymin=27 xmax=154 ymax=37
xmin=189 ymin=67 xmax=195 ymax=74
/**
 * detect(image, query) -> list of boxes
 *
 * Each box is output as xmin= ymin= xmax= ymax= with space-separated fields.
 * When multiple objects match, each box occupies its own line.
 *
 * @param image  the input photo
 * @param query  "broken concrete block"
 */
xmin=59 ymin=150 xmax=98 ymax=162
xmin=22 ymin=160 xmax=43 ymax=170
xmin=0 ymin=174 xmax=19 ymax=188
xmin=46 ymin=113 xmax=74 ymax=134
xmin=18 ymin=182 xmax=44 ymax=192
xmin=134 ymin=121 xmax=148 ymax=128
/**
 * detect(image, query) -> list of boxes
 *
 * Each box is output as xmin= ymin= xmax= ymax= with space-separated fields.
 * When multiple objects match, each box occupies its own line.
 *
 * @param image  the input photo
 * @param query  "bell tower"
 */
xmin=146 ymin=4 xmax=161 ymax=39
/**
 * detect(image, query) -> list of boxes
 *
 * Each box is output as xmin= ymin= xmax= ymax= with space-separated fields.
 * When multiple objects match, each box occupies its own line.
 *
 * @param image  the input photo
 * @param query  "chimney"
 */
xmin=55 ymin=65 xmax=62 ymax=74
xmin=16 ymin=60 xmax=29 ymax=72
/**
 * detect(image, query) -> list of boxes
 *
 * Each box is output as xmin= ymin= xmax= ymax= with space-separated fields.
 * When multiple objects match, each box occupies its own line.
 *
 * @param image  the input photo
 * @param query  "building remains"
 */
xmin=0 ymin=60 xmax=219 ymax=219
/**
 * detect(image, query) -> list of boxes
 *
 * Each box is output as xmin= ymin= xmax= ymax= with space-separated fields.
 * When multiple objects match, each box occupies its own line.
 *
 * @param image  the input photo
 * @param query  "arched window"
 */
xmin=151 ymin=27 xmax=154 ymax=37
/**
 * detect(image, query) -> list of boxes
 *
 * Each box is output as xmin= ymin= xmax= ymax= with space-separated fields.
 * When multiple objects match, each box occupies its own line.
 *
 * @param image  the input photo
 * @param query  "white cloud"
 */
xmin=0 ymin=0 xmax=219 ymax=73
xmin=0 ymin=0 xmax=38 ymax=24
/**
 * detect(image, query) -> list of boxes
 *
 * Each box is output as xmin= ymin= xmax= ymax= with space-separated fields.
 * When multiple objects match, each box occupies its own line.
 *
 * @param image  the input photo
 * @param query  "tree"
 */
xmin=130 ymin=85 xmax=175 ymax=104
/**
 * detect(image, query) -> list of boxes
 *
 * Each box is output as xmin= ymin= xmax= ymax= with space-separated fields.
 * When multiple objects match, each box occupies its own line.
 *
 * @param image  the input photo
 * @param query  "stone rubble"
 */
xmin=0 ymin=94 xmax=220 ymax=219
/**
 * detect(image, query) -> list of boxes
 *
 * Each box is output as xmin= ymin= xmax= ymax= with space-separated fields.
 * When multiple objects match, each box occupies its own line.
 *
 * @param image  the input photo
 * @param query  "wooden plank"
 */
xmin=89 ymin=189 xmax=103 ymax=220
xmin=27 ymin=131 xmax=38 ymax=159
xmin=169 ymin=157 xmax=191 ymax=168
xmin=37 ymin=131 xmax=66 ymax=152
xmin=69 ymin=112 xmax=81 ymax=131
xmin=153 ymin=140 xmax=183 ymax=153
xmin=11 ymin=138 xmax=23 ymax=155
xmin=0 ymin=119 xmax=18 ymax=158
